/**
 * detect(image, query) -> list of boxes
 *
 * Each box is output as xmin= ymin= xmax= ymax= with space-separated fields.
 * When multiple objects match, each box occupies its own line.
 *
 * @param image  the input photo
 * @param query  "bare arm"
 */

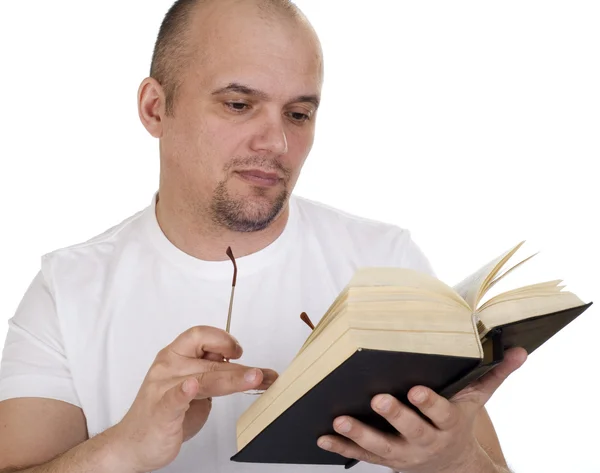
xmin=0 ymin=327 xmax=278 ymax=473
xmin=472 ymin=407 xmax=512 ymax=473
xmin=0 ymin=398 xmax=130 ymax=473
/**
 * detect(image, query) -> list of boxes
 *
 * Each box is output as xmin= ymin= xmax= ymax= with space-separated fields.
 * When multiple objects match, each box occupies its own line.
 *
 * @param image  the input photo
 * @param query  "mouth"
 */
xmin=235 ymin=169 xmax=282 ymax=187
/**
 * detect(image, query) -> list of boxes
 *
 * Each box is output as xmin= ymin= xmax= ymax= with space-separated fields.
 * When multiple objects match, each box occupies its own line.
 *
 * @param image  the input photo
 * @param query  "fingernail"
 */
xmin=376 ymin=396 xmax=391 ymax=412
xmin=263 ymin=374 xmax=276 ymax=386
xmin=413 ymin=389 xmax=428 ymax=403
xmin=318 ymin=439 xmax=332 ymax=450
xmin=182 ymin=379 xmax=193 ymax=394
xmin=245 ymin=369 xmax=258 ymax=383
xmin=335 ymin=419 xmax=352 ymax=433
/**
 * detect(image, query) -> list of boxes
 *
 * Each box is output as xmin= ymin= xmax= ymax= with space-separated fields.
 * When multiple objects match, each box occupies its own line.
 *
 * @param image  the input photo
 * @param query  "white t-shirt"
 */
xmin=0 ymin=192 xmax=435 ymax=473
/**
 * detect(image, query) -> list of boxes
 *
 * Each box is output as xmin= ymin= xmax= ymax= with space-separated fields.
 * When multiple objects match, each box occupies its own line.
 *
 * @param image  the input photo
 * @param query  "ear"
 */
xmin=137 ymin=77 xmax=166 ymax=138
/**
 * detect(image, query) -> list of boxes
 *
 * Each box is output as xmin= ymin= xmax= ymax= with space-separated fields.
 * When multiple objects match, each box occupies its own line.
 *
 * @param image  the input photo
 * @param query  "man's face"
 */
xmin=159 ymin=4 xmax=323 ymax=232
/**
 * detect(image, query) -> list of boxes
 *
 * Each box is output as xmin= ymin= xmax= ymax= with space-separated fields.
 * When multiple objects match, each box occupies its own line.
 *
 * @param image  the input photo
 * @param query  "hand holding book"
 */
xmin=230 ymin=241 xmax=593 ymax=467
xmin=315 ymin=346 xmax=527 ymax=472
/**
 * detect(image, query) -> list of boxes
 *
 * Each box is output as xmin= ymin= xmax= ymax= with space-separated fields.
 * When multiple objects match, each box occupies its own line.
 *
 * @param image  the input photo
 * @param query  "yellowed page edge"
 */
xmin=452 ymin=241 xmax=525 ymax=309
xmin=478 ymin=280 xmax=564 ymax=311
xmin=237 ymin=327 xmax=482 ymax=450
xmin=483 ymin=252 xmax=539 ymax=297
xmin=478 ymin=292 xmax=584 ymax=329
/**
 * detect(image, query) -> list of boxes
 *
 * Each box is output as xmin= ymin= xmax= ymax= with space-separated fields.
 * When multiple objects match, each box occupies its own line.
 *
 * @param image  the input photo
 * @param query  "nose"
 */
xmin=249 ymin=112 xmax=288 ymax=156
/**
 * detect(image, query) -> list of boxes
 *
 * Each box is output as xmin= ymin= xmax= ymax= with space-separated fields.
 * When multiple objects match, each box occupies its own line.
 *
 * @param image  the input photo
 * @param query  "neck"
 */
xmin=154 ymin=190 xmax=290 ymax=262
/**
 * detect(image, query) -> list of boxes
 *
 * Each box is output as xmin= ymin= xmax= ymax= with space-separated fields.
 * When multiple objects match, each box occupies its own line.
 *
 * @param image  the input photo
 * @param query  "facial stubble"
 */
xmin=210 ymin=178 xmax=289 ymax=233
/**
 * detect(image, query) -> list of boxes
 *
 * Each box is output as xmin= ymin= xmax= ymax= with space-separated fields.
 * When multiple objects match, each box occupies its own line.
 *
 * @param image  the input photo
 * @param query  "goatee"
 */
xmin=210 ymin=156 xmax=292 ymax=232
xmin=210 ymin=181 xmax=289 ymax=232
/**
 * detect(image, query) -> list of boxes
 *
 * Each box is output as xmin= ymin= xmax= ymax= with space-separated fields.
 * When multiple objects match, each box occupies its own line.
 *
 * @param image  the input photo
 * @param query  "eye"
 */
xmin=287 ymin=111 xmax=311 ymax=123
xmin=225 ymin=102 xmax=251 ymax=112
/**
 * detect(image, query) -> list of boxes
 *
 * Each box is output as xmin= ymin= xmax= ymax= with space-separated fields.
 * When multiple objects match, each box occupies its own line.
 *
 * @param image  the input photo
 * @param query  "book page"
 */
xmin=452 ymin=241 xmax=525 ymax=309
xmin=477 ymin=291 xmax=585 ymax=330
xmin=297 ymin=267 xmax=471 ymax=356
xmin=478 ymin=280 xmax=564 ymax=311
xmin=485 ymin=252 xmax=538 ymax=294
xmin=348 ymin=267 xmax=465 ymax=306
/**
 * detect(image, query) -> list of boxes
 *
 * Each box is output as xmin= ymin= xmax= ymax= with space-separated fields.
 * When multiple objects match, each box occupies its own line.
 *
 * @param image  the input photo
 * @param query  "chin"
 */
xmin=210 ymin=184 xmax=289 ymax=233
xmin=242 ymin=196 xmax=283 ymax=217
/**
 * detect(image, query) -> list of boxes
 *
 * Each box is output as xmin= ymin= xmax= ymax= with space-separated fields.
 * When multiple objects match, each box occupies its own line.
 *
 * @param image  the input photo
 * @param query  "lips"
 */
xmin=239 ymin=170 xmax=280 ymax=180
xmin=235 ymin=169 xmax=282 ymax=187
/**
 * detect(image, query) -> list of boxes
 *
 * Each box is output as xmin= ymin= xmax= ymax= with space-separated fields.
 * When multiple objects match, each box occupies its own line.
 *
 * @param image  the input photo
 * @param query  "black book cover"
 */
xmin=495 ymin=302 xmax=592 ymax=354
xmin=231 ymin=350 xmax=482 ymax=466
xmin=231 ymin=303 xmax=592 ymax=466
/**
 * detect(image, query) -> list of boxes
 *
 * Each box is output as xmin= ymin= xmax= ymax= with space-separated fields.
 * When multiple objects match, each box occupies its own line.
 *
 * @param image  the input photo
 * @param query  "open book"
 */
xmin=230 ymin=242 xmax=592 ymax=467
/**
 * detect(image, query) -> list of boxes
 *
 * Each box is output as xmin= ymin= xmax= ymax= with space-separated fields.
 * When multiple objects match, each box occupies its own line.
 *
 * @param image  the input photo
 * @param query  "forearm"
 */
xmin=0 ymin=426 xmax=139 ymax=473
xmin=390 ymin=444 xmax=513 ymax=473
xmin=442 ymin=443 xmax=512 ymax=473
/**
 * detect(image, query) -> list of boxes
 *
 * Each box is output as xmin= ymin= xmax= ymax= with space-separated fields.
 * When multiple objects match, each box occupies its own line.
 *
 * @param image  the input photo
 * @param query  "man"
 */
xmin=0 ymin=0 xmax=526 ymax=472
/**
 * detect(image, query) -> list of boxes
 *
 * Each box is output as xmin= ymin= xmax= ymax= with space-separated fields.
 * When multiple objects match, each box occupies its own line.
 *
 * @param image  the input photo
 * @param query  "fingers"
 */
xmin=151 ymin=335 xmax=279 ymax=399
xmin=203 ymin=352 xmax=227 ymax=362
xmin=160 ymin=363 xmax=277 ymax=419
xmin=317 ymin=431 xmax=385 ymax=466
xmin=196 ymin=360 xmax=279 ymax=387
xmin=160 ymin=377 xmax=201 ymax=421
xmin=315 ymin=352 xmax=527 ymax=472
xmin=319 ymin=414 xmax=402 ymax=460
xmin=250 ymin=367 xmax=279 ymax=387
xmin=404 ymin=348 xmax=527 ymax=425
xmin=371 ymin=394 xmax=440 ymax=444
xmin=194 ymin=367 xmax=267 ymax=398
xmin=167 ymin=362 xmax=278 ymax=399
xmin=167 ymin=326 xmax=243 ymax=361
xmin=404 ymin=388 xmax=460 ymax=432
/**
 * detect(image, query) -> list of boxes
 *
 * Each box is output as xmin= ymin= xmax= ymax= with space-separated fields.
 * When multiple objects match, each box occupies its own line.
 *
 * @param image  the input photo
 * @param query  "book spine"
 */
xmin=439 ymin=328 xmax=504 ymax=399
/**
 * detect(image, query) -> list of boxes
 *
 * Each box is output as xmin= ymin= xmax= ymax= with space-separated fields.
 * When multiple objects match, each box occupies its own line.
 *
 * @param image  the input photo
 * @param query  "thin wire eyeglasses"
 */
xmin=224 ymin=246 xmax=315 ymax=394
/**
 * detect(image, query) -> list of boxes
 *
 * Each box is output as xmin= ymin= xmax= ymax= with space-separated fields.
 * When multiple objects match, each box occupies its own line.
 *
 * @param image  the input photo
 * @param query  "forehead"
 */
xmin=185 ymin=3 xmax=323 ymax=99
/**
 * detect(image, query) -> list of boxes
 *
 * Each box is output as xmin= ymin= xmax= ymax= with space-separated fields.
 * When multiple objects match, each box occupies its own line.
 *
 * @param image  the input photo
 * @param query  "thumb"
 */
xmin=472 ymin=347 xmax=528 ymax=403
xmin=182 ymin=399 xmax=212 ymax=441
xmin=160 ymin=378 xmax=200 ymax=421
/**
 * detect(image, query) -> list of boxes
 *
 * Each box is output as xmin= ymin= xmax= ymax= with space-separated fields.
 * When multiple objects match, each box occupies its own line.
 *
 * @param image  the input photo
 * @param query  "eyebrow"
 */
xmin=212 ymin=82 xmax=320 ymax=108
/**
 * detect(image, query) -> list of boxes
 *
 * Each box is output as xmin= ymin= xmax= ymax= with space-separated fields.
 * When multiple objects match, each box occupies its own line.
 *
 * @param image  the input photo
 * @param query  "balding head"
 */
xmin=138 ymin=0 xmax=323 ymax=237
xmin=150 ymin=0 xmax=320 ymax=116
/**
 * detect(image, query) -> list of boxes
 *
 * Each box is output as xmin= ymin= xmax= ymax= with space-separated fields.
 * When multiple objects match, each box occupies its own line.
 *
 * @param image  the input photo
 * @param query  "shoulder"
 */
xmin=291 ymin=195 xmax=436 ymax=276
xmin=40 ymin=205 xmax=149 ymax=293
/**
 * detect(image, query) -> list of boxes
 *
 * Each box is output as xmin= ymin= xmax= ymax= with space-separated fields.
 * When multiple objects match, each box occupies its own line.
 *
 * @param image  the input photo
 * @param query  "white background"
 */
xmin=1 ymin=1 xmax=598 ymax=472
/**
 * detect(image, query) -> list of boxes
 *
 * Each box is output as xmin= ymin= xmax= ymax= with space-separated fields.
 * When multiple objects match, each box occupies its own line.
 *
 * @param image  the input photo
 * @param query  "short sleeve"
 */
xmin=0 ymin=268 xmax=81 ymax=406
xmin=394 ymin=230 xmax=437 ymax=278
